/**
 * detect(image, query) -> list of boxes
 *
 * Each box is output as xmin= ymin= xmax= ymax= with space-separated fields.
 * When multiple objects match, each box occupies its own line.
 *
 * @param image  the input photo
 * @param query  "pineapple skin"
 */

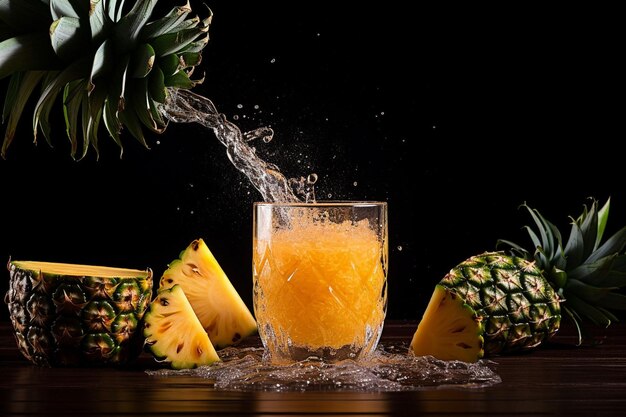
xmin=439 ymin=252 xmax=561 ymax=355
xmin=5 ymin=262 xmax=152 ymax=366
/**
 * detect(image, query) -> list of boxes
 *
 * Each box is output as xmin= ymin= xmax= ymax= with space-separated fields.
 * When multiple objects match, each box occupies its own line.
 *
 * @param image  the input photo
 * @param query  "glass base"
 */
xmin=260 ymin=322 xmax=384 ymax=364
xmin=266 ymin=345 xmax=363 ymax=364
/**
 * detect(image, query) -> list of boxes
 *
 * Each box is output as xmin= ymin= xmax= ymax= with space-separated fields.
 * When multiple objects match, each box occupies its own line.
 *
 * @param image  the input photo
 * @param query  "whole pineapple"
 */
xmin=5 ymin=261 xmax=152 ymax=366
xmin=412 ymin=198 xmax=626 ymax=359
xmin=0 ymin=0 xmax=210 ymax=158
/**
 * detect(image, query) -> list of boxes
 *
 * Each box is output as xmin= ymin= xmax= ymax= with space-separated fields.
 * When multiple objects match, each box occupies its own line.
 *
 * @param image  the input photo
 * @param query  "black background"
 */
xmin=0 ymin=2 xmax=623 ymax=321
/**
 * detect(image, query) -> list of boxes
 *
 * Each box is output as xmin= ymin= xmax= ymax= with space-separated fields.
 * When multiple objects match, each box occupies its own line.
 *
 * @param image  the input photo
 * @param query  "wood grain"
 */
xmin=1 ymin=321 xmax=625 ymax=416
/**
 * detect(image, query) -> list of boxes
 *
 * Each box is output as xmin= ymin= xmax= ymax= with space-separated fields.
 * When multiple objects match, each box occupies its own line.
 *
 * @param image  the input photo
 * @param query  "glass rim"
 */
xmin=254 ymin=201 xmax=387 ymax=208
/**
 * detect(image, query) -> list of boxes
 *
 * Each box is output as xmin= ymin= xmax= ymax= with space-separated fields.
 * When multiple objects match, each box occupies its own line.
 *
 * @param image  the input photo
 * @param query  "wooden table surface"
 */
xmin=1 ymin=320 xmax=625 ymax=416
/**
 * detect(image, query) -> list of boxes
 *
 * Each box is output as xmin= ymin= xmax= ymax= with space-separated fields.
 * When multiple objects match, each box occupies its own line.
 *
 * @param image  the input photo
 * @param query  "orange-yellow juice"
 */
xmin=253 ymin=216 xmax=387 ymax=360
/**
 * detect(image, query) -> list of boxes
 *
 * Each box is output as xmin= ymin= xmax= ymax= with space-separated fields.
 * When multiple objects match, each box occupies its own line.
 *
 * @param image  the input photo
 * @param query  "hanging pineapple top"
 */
xmin=0 ymin=0 xmax=210 ymax=159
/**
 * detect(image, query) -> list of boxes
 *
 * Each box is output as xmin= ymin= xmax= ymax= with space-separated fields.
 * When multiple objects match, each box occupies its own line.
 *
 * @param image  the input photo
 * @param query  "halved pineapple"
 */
xmin=143 ymin=285 xmax=219 ymax=369
xmin=6 ymin=260 xmax=152 ymax=367
xmin=160 ymin=239 xmax=257 ymax=349
xmin=410 ymin=285 xmax=484 ymax=363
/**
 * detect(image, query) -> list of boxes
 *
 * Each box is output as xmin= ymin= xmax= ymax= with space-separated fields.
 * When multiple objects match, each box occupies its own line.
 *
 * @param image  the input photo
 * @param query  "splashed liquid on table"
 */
xmin=146 ymin=342 xmax=500 ymax=392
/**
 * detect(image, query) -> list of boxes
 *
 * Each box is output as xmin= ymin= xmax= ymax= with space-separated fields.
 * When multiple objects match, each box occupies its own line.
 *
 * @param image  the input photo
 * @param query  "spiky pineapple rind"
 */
xmin=5 ymin=260 xmax=152 ymax=366
xmin=440 ymin=252 xmax=561 ymax=355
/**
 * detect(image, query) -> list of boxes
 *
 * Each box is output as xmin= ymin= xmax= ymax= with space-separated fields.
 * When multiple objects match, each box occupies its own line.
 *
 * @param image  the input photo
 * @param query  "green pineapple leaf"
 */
xmin=105 ymin=0 xmax=127 ymax=23
xmin=586 ymin=227 xmax=626 ymax=264
xmin=90 ymin=39 xmax=114 ymax=84
xmin=0 ymin=34 xmax=59 ymax=79
xmin=565 ymin=293 xmax=611 ymax=328
xmin=561 ymin=306 xmax=584 ymax=346
xmin=568 ymin=255 xmax=615 ymax=283
xmin=594 ymin=292 xmax=626 ymax=311
xmin=1 ymin=71 xmax=45 ymax=157
xmin=114 ymin=0 xmax=158 ymax=44
xmin=180 ymin=52 xmax=202 ymax=68
xmin=148 ymin=66 xmax=166 ymax=103
xmin=499 ymin=198 xmax=626 ymax=347
xmin=159 ymin=53 xmax=180 ymax=77
xmin=50 ymin=17 xmax=87 ymax=62
xmin=63 ymin=81 xmax=83 ymax=158
xmin=2 ymin=72 xmax=21 ymax=123
xmin=50 ymin=0 xmax=82 ymax=21
xmin=579 ymin=200 xmax=598 ymax=260
xmin=496 ymin=239 xmax=528 ymax=256
xmin=131 ymin=78 xmax=162 ymax=133
xmin=165 ymin=70 xmax=195 ymax=89
xmin=151 ymin=27 xmax=207 ymax=57
xmin=141 ymin=2 xmax=191 ymax=40
xmin=0 ymin=0 xmax=210 ymax=158
xmin=90 ymin=0 xmax=113 ymax=42
xmin=566 ymin=279 xmax=613 ymax=303
xmin=596 ymin=197 xmax=611 ymax=250
xmin=33 ymin=57 xmax=91 ymax=142
xmin=523 ymin=203 xmax=554 ymax=259
xmin=130 ymin=43 xmax=156 ymax=78
xmin=563 ymin=220 xmax=585 ymax=267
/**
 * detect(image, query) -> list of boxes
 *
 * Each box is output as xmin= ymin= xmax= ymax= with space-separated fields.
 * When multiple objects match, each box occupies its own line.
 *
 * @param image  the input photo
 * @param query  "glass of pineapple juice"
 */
xmin=253 ymin=201 xmax=388 ymax=363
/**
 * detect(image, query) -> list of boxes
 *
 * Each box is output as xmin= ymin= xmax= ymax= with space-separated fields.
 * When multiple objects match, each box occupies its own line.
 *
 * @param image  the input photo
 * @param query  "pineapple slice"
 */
xmin=410 ymin=285 xmax=484 ymax=363
xmin=160 ymin=239 xmax=257 ymax=349
xmin=143 ymin=285 xmax=219 ymax=369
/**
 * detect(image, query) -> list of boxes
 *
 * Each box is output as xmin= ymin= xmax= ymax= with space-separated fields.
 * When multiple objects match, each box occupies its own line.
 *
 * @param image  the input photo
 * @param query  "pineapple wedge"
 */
xmin=160 ymin=239 xmax=257 ymax=349
xmin=143 ymin=285 xmax=219 ymax=369
xmin=410 ymin=285 xmax=484 ymax=363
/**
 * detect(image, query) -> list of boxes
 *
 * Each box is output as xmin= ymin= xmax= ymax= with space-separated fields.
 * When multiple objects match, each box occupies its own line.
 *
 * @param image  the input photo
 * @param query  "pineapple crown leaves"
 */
xmin=498 ymin=197 xmax=626 ymax=345
xmin=0 ymin=0 xmax=211 ymax=159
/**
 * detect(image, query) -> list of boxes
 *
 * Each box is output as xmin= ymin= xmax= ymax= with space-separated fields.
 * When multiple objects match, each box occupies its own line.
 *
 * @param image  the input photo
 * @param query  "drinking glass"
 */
xmin=253 ymin=201 xmax=388 ymax=363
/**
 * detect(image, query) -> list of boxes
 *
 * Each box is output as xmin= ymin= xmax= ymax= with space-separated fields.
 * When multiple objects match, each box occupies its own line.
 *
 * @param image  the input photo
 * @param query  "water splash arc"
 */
xmin=161 ymin=88 xmax=315 ymax=203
